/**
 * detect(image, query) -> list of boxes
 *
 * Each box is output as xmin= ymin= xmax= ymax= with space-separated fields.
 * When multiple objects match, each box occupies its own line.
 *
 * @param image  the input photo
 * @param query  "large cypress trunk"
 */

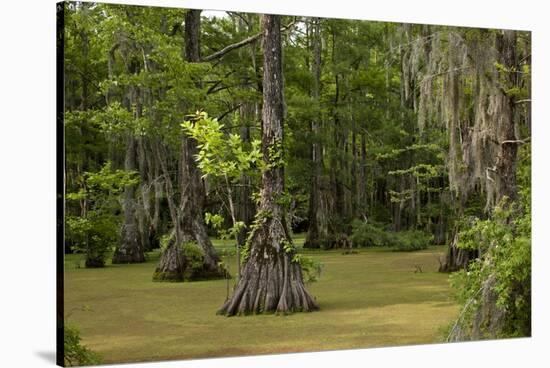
xmin=153 ymin=9 xmax=225 ymax=281
xmin=219 ymin=15 xmax=318 ymax=315
xmin=440 ymin=31 xmax=519 ymax=273
xmin=448 ymin=30 xmax=523 ymax=340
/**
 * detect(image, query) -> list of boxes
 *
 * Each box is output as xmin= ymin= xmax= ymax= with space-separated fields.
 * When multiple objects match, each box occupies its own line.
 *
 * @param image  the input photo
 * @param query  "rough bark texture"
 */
xmin=219 ymin=15 xmax=318 ymax=315
xmin=184 ymin=9 xmax=201 ymax=61
xmin=154 ymin=9 xmax=225 ymax=281
xmin=494 ymin=30 xmax=519 ymax=202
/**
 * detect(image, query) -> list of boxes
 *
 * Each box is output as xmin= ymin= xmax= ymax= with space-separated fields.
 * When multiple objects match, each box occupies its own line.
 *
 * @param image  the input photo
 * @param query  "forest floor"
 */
xmin=64 ymin=235 xmax=459 ymax=364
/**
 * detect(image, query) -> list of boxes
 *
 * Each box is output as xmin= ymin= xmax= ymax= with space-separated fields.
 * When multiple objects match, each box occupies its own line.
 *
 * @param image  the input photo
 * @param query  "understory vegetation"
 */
xmin=448 ymin=145 xmax=531 ymax=340
xmin=64 ymin=323 xmax=102 ymax=366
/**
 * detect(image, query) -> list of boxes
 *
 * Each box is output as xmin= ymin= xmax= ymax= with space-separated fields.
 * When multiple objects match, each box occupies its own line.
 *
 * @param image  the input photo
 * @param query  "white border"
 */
xmin=1 ymin=0 xmax=548 ymax=367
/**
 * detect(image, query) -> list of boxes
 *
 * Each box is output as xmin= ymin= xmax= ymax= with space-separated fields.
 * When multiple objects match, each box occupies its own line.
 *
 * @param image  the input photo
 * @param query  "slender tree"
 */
xmin=305 ymin=18 xmax=330 ymax=249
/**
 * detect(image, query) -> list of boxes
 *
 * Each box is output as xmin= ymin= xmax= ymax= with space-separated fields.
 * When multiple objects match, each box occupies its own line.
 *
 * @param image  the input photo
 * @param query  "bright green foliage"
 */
xmin=182 ymin=111 xmax=262 ymax=180
xmin=66 ymin=162 xmax=140 ymax=267
xmin=183 ymin=111 xmax=262 ymax=277
xmin=64 ymin=323 xmax=102 ymax=366
xmin=204 ymin=212 xmax=225 ymax=230
xmin=266 ymin=138 xmax=285 ymax=169
xmin=206 ymin=211 xmax=246 ymax=243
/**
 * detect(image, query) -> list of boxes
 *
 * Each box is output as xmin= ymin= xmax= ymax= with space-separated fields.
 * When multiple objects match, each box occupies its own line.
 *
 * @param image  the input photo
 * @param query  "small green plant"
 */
xmin=351 ymin=220 xmax=393 ymax=247
xmin=240 ymin=209 xmax=272 ymax=264
xmin=64 ymin=323 xmax=102 ymax=366
xmin=297 ymin=255 xmax=323 ymax=283
xmin=281 ymin=238 xmax=323 ymax=283
xmin=181 ymin=242 xmax=206 ymax=279
xmin=158 ymin=233 xmax=172 ymax=252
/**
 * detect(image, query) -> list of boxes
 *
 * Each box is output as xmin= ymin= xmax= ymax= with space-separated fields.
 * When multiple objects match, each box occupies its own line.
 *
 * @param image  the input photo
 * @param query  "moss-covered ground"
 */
xmin=64 ymin=235 xmax=458 ymax=364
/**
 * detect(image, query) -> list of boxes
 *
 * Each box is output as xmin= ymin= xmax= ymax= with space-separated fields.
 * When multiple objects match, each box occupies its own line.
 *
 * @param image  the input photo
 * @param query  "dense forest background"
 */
xmin=62 ymin=1 xmax=531 ymax=357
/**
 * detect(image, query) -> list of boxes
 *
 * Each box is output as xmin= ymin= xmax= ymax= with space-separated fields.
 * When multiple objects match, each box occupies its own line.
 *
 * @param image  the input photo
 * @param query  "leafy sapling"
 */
xmin=183 ymin=111 xmax=262 ymax=280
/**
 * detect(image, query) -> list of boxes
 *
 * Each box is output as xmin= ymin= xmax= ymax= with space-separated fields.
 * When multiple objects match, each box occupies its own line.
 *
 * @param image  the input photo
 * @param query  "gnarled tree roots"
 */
xmin=218 ymin=219 xmax=318 ymax=316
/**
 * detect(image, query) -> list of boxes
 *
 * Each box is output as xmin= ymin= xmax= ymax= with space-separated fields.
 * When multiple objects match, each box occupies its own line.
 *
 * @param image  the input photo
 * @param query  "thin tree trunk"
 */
xmin=494 ymin=30 xmax=519 ymax=202
xmin=305 ymin=18 xmax=329 ymax=249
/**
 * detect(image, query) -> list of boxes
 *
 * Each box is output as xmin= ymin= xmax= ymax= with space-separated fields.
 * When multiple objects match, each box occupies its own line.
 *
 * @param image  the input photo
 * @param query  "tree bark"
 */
xmin=219 ymin=14 xmax=318 ymax=315
xmin=113 ymin=132 xmax=146 ymax=263
xmin=494 ymin=30 xmax=519 ymax=202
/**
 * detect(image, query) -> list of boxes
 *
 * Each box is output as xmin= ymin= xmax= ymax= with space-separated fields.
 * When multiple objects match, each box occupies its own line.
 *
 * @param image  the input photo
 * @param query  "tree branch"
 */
xmin=216 ymin=103 xmax=244 ymax=121
xmin=201 ymin=20 xmax=296 ymax=62
xmin=500 ymin=137 xmax=530 ymax=145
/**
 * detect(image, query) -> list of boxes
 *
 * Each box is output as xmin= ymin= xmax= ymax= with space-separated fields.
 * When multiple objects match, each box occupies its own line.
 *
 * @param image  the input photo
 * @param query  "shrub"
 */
xmin=64 ymin=323 xmax=102 ymax=366
xmin=350 ymin=220 xmax=392 ymax=247
xmin=391 ymin=230 xmax=432 ymax=251
xmin=351 ymin=220 xmax=431 ymax=251
xmin=448 ymin=202 xmax=531 ymax=339
xmin=66 ymin=214 xmax=118 ymax=267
